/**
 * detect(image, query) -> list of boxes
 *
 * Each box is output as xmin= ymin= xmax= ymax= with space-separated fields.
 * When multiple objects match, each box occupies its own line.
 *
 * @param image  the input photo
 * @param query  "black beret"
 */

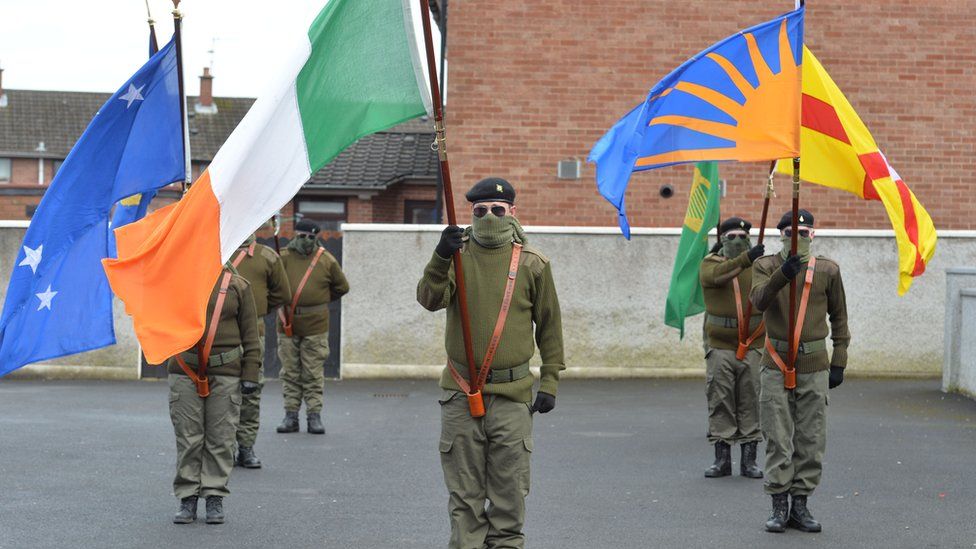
xmin=719 ymin=216 xmax=752 ymax=235
xmin=295 ymin=219 xmax=321 ymax=235
xmin=465 ymin=177 xmax=516 ymax=204
xmin=776 ymin=209 xmax=814 ymax=231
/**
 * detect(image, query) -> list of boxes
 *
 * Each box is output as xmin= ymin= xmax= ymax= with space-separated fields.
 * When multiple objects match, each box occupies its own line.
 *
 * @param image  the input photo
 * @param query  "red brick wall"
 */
xmin=7 ymin=158 xmax=40 ymax=186
xmin=0 ymin=195 xmax=41 ymax=219
xmin=345 ymin=182 xmax=437 ymax=224
xmin=446 ymin=1 xmax=975 ymax=229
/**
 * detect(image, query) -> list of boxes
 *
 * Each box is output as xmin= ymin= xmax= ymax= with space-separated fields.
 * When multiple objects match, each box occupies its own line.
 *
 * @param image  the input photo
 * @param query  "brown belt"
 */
xmin=732 ymin=277 xmax=765 ymax=360
xmin=175 ymin=271 xmax=233 ymax=397
xmin=278 ymin=247 xmax=325 ymax=337
xmin=447 ymin=243 xmax=523 ymax=417
xmin=765 ymin=257 xmax=816 ymax=389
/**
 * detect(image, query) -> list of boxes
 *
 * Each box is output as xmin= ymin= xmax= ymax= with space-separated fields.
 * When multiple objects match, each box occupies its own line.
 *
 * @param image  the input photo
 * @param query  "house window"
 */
xmin=296 ymin=199 xmax=347 ymax=231
xmin=404 ymin=200 xmax=438 ymax=224
xmin=0 ymin=158 xmax=11 ymax=183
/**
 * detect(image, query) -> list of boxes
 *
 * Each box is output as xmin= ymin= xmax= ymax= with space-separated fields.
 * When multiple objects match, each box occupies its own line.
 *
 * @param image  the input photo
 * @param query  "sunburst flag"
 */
xmin=776 ymin=46 xmax=936 ymax=295
xmin=589 ymin=7 xmax=804 ymax=238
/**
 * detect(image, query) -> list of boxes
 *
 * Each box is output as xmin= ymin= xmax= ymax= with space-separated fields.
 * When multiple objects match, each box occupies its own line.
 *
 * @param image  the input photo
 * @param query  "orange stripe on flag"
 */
xmin=102 ymin=171 xmax=223 ymax=364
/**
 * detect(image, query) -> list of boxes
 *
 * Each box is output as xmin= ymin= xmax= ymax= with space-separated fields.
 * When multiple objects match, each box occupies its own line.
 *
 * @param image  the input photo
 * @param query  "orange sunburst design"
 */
xmin=635 ymin=18 xmax=801 ymax=167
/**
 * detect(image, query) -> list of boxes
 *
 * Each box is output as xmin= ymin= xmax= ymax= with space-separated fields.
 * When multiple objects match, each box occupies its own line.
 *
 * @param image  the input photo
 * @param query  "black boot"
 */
xmin=704 ymin=441 xmax=732 ymax=477
xmin=173 ymin=496 xmax=197 ymax=524
xmin=307 ymin=412 xmax=325 ymax=435
xmin=788 ymin=495 xmax=822 ymax=532
xmin=276 ymin=411 xmax=299 ymax=433
xmin=236 ymin=446 xmax=262 ymax=469
xmin=740 ymin=441 xmax=763 ymax=479
xmin=765 ymin=493 xmax=789 ymax=533
xmin=205 ymin=496 xmax=225 ymax=524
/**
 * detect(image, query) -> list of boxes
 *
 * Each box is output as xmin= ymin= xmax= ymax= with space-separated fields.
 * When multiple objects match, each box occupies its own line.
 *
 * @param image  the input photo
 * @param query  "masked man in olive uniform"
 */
xmin=168 ymin=266 xmax=262 ymax=525
xmin=229 ymin=233 xmax=292 ymax=468
xmin=700 ymin=216 xmax=766 ymax=479
xmin=750 ymin=210 xmax=849 ymax=534
xmin=275 ymin=220 xmax=350 ymax=435
xmin=417 ymin=177 xmax=565 ymax=549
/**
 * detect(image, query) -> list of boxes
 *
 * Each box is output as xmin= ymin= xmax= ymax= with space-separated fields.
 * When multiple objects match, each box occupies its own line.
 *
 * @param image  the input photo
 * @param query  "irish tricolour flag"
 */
xmin=103 ymin=0 xmax=435 ymax=363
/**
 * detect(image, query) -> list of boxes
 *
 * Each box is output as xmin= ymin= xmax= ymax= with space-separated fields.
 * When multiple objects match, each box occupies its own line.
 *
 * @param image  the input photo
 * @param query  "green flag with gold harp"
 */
xmin=664 ymin=162 xmax=722 ymax=337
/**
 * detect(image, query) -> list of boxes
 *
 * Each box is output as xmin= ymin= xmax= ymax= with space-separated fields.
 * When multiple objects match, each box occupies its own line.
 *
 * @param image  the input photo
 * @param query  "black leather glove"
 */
xmin=747 ymin=244 xmax=765 ymax=262
xmin=435 ymin=225 xmax=464 ymax=259
xmin=530 ymin=392 xmax=556 ymax=414
xmin=240 ymin=380 xmax=260 ymax=395
xmin=780 ymin=255 xmax=803 ymax=279
xmin=828 ymin=366 xmax=844 ymax=389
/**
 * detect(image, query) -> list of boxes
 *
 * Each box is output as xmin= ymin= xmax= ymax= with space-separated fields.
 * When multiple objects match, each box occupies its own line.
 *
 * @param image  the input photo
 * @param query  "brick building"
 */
xmin=444 ymin=1 xmax=974 ymax=230
xmin=0 ymin=68 xmax=439 ymax=232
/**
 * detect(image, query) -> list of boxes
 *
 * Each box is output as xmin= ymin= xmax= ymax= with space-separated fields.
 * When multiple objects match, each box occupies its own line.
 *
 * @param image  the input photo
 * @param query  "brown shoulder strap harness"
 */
xmin=277 ymin=247 xmax=325 ymax=337
xmin=732 ymin=277 xmax=766 ymax=360
xmin=175 ymin=271 xmax=234 ymax=397
xmin=231 ymin=242 xmax=256 ymax=268
xmin=764 ymin=257 xmax=817 ymax=390
xmin=447 ymin=243 xmax=523 ymax=417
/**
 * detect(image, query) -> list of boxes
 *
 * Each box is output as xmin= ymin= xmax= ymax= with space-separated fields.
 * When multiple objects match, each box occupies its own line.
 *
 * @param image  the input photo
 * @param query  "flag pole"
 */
xmin=418 ymin=0 xmax=478 ymax=386
xmin=787 ymin=156 xmax=801 ymax=384
xmin=736 ymin=160 xmax=777 ymax=360
xmin=145 ymin=0 xmax=159 ymax=52
xmin=172 ymin=0 xmax=191 ymax=195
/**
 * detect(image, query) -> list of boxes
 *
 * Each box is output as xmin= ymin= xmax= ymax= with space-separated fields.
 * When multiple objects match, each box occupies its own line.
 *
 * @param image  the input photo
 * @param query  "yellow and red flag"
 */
xmin=779 ymin=47 xmax=937 ymax=295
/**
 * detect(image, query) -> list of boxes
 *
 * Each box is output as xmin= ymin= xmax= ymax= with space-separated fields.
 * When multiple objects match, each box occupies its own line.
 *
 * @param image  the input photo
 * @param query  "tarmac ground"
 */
xmin=0 ymin=378 xmax=974 ymax=549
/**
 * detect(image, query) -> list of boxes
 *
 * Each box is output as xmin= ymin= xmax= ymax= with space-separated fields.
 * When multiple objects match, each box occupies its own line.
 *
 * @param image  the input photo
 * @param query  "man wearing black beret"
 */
xmin=699 ymin=216 xmax=766 ymax=481
xmin=417 ymin=177 xmax=565 ymax=549
xmin=751 ymin=209 xmax=850 ymax=534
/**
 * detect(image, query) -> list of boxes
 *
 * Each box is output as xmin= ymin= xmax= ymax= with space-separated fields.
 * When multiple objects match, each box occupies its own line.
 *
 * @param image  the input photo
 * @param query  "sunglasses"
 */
xmin=723 ymin=233 xmax=749 ymax=240
xmin=296 ymin=233 xmax=317 ymax=240
xmin=783 ymin=227 xmax=813 ymax=238
xmin=472 ymin=203 xmax=511 ymax=218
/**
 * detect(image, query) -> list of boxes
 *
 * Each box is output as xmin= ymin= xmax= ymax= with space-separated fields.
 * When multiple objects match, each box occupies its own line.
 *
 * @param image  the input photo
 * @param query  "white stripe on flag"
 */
xmin=401 ymin=0 xmax=437 ymax=116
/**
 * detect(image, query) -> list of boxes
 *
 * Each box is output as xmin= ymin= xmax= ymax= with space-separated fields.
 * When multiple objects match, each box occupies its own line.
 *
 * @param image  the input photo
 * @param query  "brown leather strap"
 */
xmin=765 ymin=257 xmax=817 ymax=389
xmin=447 ymin=243 xmax=523 ymax=394
xmin=732 ymin=277 xmax=766 ymax=351
xmin=231 ymin=242 xmax=255 ymax=268
xmin=175 ymin=271 xmax=233 ymax=397
xmin=279 ymin=247 xmax=325 ymax=336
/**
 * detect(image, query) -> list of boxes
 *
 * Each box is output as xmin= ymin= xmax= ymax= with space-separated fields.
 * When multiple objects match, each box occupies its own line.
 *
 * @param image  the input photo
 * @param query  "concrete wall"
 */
xmin=0 ymin=223 xmax=139 ymax=380
xmin=341 ymin=224 xmax=976 ymax=378
xmin=944 ymin=269 xmax=976 ymax=397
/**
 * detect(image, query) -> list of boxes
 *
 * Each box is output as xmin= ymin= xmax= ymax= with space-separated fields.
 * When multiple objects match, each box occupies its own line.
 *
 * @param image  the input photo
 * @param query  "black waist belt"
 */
xmin=450 ymin=361 xmax=531 ymax=384
xmin=707 ymin=314 xmax=763 ymax=329
xmin=768 ymin=338 xmax=827 ymax=355
xmin=294 ymin=303 xmax=329 ymax=315
xmin=179 ymin=346 xmax=243 ymax=367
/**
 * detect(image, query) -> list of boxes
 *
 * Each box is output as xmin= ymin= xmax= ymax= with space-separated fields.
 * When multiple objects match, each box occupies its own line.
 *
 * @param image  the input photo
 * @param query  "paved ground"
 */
xmin=0 ymin=378 xmax=973 ymax=549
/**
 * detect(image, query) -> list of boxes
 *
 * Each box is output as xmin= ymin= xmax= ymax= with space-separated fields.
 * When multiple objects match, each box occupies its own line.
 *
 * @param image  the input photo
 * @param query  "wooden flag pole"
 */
xmin=418 ymin=0 xmax=478 ymax=387
xmin=172 ymin=0 xmax=191 ymax=195
xmin=736 ymin=160 xmax=777 ymax=360
xmin=787 ymin=157 xmax=801 ymax=385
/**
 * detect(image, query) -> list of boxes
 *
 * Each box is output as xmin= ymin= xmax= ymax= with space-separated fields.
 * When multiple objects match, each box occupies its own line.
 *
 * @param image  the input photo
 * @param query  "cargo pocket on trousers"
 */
xmin=519 ymin=437 xmax=533 ymax=496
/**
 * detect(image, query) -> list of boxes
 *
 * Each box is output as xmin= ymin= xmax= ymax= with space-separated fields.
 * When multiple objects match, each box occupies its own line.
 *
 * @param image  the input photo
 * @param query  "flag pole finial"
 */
xmin=144 ymin=0 xmax=154 ymax=23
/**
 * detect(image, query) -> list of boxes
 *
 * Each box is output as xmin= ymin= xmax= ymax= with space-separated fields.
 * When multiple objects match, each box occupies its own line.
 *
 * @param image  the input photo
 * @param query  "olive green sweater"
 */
xmin=700 ymin=252 xmax=763 ymax=351
xmin=278 ymin=247 xmax=349 ymax=337
xmin=168 ymin=271 xmax=262 ymax=382
xmin=750 ymin=254 xmax=850 ymax=373
xmin=417 ymin=239 xmax=565 ymax=403
xmin=232 ymin=243 xmax=292 ymax=335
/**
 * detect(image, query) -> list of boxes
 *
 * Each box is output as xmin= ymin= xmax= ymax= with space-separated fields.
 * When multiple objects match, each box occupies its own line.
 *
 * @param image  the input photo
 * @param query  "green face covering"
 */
xmin=288 ymin=235 xmax=317 ymax=255
xmin=471 ymin=213 xmax=516 ymax=248
xmin=780 ymin=235 xmax=812 ymax=262
xmin=720 ymin=235 xmax=751 ymax=259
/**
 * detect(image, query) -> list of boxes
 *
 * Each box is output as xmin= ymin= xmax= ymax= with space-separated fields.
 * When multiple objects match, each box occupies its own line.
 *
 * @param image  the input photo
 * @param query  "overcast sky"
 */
xmin=0 ymin=0 xmax=330 ymax=98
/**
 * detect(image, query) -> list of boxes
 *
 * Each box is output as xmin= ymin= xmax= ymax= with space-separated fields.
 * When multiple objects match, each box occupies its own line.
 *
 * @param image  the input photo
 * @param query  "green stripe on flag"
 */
xmin=296 ymin=0 xmax=428 ymax=172
xmin=664 ymin=162 xmax=722 ymax=338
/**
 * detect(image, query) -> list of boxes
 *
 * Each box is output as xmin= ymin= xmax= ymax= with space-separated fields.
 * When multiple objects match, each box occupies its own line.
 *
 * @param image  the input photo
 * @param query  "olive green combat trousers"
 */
xmin=169 ymin=374 xmax=241 ymax=499
xmin=705 ymin=348 xmax=762 ymax=445
xmin=439 ymin=391 xmax=533 ymax=549
xmin=278 ymin=332 xmax=329 ymax=414
xmin=760 ymin=366 xmax=829 ymax=495
xmin=236 ymin=335 xmax=265 ymax=448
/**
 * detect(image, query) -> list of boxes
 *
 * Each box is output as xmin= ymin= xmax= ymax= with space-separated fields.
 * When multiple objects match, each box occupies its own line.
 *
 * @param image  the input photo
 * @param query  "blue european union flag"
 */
xmin=0 ymin=37 xmax=185 ymax=376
